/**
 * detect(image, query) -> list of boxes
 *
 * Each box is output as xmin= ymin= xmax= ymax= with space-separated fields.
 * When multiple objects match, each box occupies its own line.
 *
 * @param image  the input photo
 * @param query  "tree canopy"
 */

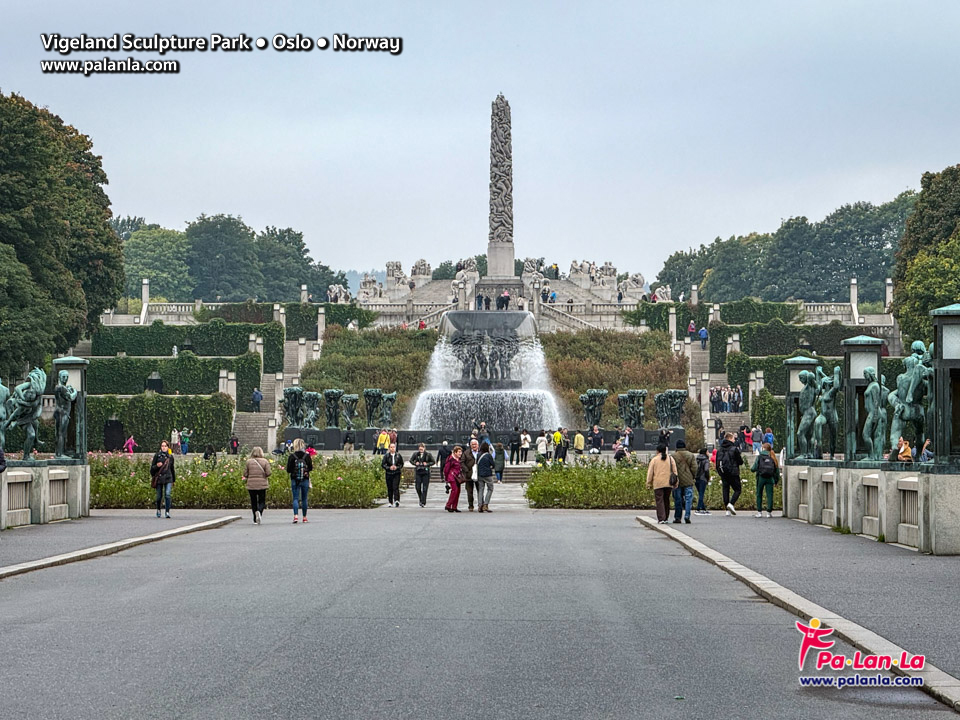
xmin=124 ymin=228 xmax=192 ymax=300
xmin=656 ymin=191 xmax=917 ymax=303
xmin=0 ymin=91 xmax=122 ymax=375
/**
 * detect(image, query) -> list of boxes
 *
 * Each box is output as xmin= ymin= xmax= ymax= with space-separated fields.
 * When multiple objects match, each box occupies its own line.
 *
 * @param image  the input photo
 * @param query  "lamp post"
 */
xmin=783 ymin=356 xmax=820 ymax=460
xmin=931 ymin=304 xmax=960 ymax=461
xmin=840 ymin=335 xmax=883 ymax=461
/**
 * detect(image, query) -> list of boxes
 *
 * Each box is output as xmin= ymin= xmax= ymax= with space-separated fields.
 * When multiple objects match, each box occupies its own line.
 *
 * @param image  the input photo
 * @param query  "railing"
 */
xmin=539 ymin=303 xmax=598 ymax=331
xmin=7 ymin=481 xmax=30 ymax=512
xmin=50 ymin=479 xmax=68 ymax=506
xmin=148 ymin=303 xmax=196 ymax=314
xmin=865 ymin=485 xmax=879 ymax=518
xmin=418 ymin=303 xmax=456 ymax=327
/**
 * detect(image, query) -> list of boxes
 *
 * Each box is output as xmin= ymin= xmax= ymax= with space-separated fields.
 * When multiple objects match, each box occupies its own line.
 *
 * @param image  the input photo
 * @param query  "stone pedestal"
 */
xmin=0 ymin=460 xmax=89 ymax=530
xmin=487 ymin=242 xmax=515 ymax=279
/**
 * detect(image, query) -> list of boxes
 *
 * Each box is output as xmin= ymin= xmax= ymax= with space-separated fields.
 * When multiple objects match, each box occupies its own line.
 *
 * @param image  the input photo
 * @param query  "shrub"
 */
xmin=89 ymin=453 xmax=386 ymax=509
xmin=622 ymin=302 xmax=710 ymax=339
xmin=525 ymin=457 xmax=778 ymax=510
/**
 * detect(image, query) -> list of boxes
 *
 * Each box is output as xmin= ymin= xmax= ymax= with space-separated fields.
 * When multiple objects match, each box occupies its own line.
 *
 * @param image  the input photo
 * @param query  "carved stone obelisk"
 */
xmin=487 ymin=94 xmax=515 ymax=278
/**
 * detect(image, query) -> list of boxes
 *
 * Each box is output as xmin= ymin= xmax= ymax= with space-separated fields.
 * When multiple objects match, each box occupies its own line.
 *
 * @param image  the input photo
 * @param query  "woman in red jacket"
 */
xmin=443 ymin=445 xmax=464 ymax=513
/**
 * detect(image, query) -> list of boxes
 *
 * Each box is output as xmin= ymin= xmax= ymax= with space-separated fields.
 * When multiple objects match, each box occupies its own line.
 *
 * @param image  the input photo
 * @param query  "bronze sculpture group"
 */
xmin=0 ymin=367 xmax=78 ymax=458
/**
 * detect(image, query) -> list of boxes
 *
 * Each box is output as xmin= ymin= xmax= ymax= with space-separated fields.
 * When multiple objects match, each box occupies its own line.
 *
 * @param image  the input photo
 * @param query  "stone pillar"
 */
xmin=487 ymin=94 xmax=515 ymax=277
xmin=312 ymin=342 xmax=321 ymax=362
xmin=194 ymin=298 xmax=202 ymax=312
xmin=274 ymin=372 xmax=284 ymax=422
xmin=849 ymin=277 xmax=858 ymax=308
xmin=885 ymin=278 xmax=893 ymax=311
xmin=726 ymin=336 xmax=734 ymax=357
xmin=267 ymin=418 xmax=277 ymax=452
xmin=248 ymin=333 xmax=257 ymax=354
xmin=756 ymin=370 xmax=765 ymax=392
xmin=700 ymin=372 xmax=711 ymax=413
xmin=731 ymin=333 xmax=741 ymax=353
xmin=316 ymin=306 xmax=325 ymax=342
xmin=683 ymin=336 xmax=692 ymax=365
xmin=749 ymin=371 xmax=757 ymax=405
xmin=255 ymin=337 xmax=264 ymax=367
xmin=227 ymin=372 xmax=237 ymax=407
xmin=691 ymin=285 xmax=699 ymax=305
xmin=273 ymin=304 xmax=282 ymax=323
xmin=141 ymin=278 xmax=150 ymax=307
xmin=218 ymin=369 xmax=229 ymax=394
xmin=668 ymin=306 xmax=677 ymax=339
xmin=406 ymin=297 xmax=414 ymax=322
xmin=585 ymin=298 xmax=593 ymax=316
xmin=300 ymin=284 xmax=309 ymax=303
xmin=279 ymin=306 xmax=287 ymax=332
xmin=687 ymin=377 xmax=697 ymax=400
xmin=297 ymin=338 xmax=307 ymax=371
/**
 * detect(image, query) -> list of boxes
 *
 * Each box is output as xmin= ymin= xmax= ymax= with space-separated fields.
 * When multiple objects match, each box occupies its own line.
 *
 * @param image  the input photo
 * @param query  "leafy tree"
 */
xmin=699 ymin=233 xmax=769 ymax=301
xmin=432 ymin=261 xmax=456 ymax=280
xmin=896 ymin=229 xmax=960 ymax=341
xmin=110 ymin=215 xmax=156 ymax=241
xmin=514 ymin=258 xmax=524 ymax=276
xmin=474 ymin=254 xmax=487 ymax=277
xmin=124 ymin=228 xmax=193 ymax=300
xmin=185 ymin=214 xmax=263 ymax=301
xmin=255 ymin=226 xmax=347 ymax=302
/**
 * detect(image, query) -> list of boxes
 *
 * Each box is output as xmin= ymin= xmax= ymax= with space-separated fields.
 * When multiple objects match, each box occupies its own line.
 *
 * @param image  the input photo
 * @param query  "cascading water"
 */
xmin=408 ymin=310 xmax=563 ymax=431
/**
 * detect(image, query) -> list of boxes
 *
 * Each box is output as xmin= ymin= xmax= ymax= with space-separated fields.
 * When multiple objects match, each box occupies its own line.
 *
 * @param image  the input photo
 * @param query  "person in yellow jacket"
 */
xmin=573 ymin=431 xmax=585 ymax=455
xmin=376 ymin=429 xmax=390 ymax=455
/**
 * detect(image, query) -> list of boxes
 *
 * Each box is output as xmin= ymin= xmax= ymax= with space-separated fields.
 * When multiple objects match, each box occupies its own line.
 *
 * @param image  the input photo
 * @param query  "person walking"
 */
xmin=150 ymin=440 xmax=176 ymax=518
xmin=751 ymin=425 xmax=763 ymax=454
xmin=251 ymin=388 xmax=263 ymax=413
xmin=229 ymin=434 xmax=240 ymax=455
xmin=763 ymin=427 xmax=774 ymax=447
xmin=687 ymin=320 xmax=697 ymax=340
xmin=444 ymin=445 xmax=464 ymax=512
xmin=493 ymin=442 xmax=506 ymax=482
xmin=574 ymin=430 xmax=585 ymax=455
xmin=698 ymin=326 xmax=708 ymax=350
xmin=520 ymin=429 xmax=531 ymax=462
xmin=381 ymin=442 xmax=404 ymax=507
xmin=476 ymin=441 xmax=495 ymax=512
xmin=751 ymin=442 xmax=780 ymax=518
xmin=536 ymin=430 xmax=548 ymax=460
xmin=694 ymin=447 xmax=711 ymax=515
xmin=180 ymin=428 xmax=191 ymax=455
xmin=671 ymin=440 xmax=698 ymax=524
xmin=461 ymin=438 xmax=480 ymax=511
xmin=285 ymin=438 xmax=313 ymax=523
xmin=436 ymin=441 xmax=452 ymax=493
xmin=376 ymin=428 xmax=390 ymax=455
xmin=123 ymin=435 xmax=137 ymax=454
xmin=716 ymin=432 xmax=744 ymax=515
xmin=343 ymin=429 xmax=355 ymax=455
xmin=588 ymin=424 xmax=603 ymax=455
xmin=243 ymin=447 xmax=271 ymax=524
xmin=509 ymin=426 xmax=521 ymax=465
xmin=170 ymin=428 xmax=181 ymax=455
xmin=646 ymin=444 xmax=677 ymax=524
xmin=544 ymin=430 xmax=553 ymax=460
xmin=411 ymin=442 xmax=434 ymax=507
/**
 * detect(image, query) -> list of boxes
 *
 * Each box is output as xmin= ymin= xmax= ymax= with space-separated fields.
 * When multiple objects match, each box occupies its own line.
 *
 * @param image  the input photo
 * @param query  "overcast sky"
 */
xmin=4 ymin=1 xmax=958 ymax=282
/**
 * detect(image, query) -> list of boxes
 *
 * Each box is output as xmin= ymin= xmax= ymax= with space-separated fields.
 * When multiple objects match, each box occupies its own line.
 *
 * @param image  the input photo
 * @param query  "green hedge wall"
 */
xmin=323 ymin=304 xmax=377 ymax=330
xmin=87 ymin=351 xmax=262 ymax=412
xmin=718 ymin=299 xmax=800 ymax=325
xmin=87 ymin=393 xmax=234 ymax=452
xmin=708 ymin=319 xmax=865 ymax=372
xmin=750 ymin=389 xmax=787 ymax=452
xmin=622 ymin=302 xmax=710 ymax=339
xmin=92 ymin=319 xmax=284 ymax=373
xmin=195 ymin=301 xmax=376 ymax=337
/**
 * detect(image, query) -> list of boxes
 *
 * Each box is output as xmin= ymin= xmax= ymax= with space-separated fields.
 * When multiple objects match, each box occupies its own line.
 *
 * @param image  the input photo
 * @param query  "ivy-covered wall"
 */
xmin=87 ymin=393 xmax=235 ymax=451
xmin=622 ymin=299 xmax=800 ymax=340
xmin=87 ymin=352 xmax=262 ymax=411
xmin=709 ymin=319 xmax=866 ymax=372
xmin=92 ymin=319 xmax=284 ymax=373
xmin=194 ymin=301 xmax=377 ymax=339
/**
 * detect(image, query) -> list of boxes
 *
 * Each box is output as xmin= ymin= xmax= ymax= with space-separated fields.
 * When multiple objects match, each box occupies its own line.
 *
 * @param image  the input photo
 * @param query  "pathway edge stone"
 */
xmin=636 ymin=515 xmax=960 ymax=713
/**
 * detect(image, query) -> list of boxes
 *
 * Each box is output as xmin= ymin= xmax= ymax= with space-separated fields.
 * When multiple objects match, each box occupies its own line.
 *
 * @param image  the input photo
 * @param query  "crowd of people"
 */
xmin=709 ymin=386 xmax=744 ymax=413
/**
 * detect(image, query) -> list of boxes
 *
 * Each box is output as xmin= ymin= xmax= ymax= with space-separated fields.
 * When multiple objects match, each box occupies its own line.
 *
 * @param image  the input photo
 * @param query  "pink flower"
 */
xmin=201 ymin=472 xmax=208 ymax=477
xmin=337 ymin=476 xmax=342 ymax=481
xmin=130 ymin=472 xmax=135 ymax=477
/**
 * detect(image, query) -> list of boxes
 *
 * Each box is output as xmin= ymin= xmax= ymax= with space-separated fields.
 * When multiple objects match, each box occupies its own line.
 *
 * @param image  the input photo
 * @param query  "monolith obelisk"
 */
xmin=487 ymin=93 xmax=515 ymax=278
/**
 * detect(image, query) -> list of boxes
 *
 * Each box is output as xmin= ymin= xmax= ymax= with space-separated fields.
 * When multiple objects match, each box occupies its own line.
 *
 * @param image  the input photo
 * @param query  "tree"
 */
xmin=699 ymin=233 xmax=769 ymax=301
xmin=124 ymin=228 xmax=193 ymax=300
xmin=514 ymin=258 xmax=524 ymax=276
xmin=110 ymin=215 xmax=156 ymax=241
xmin=255 ymin=226 xmax=347 ymax=301
xmin=474 ymin=254 xmax=487 ymax=277
xmin=896 ymin=228 xmax=960 ymax=341
xmin=432 ymin=261 xmax=456 ymax=280
xmin=185 ymin=214 xmax=263 ymax=301
xmin=0 ymin=245 xmax=60 ymax=378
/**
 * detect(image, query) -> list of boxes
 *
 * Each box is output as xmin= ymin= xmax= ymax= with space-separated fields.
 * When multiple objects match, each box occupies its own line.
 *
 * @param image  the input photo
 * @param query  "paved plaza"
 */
xmin=1 ymin=494 xmax=953 ymax=719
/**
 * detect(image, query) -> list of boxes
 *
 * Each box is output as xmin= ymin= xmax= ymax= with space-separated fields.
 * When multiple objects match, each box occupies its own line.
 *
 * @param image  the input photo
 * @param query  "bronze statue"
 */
xmin=796 ymin=370 xmax=819 ymax=458
xmin=814 ymin=366 xmax=842 ymax=458
xmin=54 ymin=370 xmax=78 ymax=457
xmin=5 ymin=368 xmax=47 ymax=456
xmin=0 ymin=376 xmax=10 ymax=450
xmin=862 ymin=367 xmax=885 ymax=460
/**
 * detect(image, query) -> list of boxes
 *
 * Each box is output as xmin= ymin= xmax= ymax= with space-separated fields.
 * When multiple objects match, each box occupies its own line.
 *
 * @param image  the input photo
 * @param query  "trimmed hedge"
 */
xmin=727 ymin=351 xmax=904 ymax=398
xmin=87 ymin=351 xmax=262 ymax=411
xmin=622 ymin=302 xmax=710 ymax=339
xmin=90 ymin=453 xmax=385 ymax=509
xmin=708 ymin=319 xmax=865 ymax=372
xmin=718 ymin=299 xmax=800 ymax=325
xmin=525 ymin=458 xmax=779 ymax=510
xmin=750 ymin=389 xmax=787 ymax=453
xmin=87 ymin=393 xmax=235 ymax=452
xmin=195 ymin=301 xmax=376 ymax=338
xmin=322 ymin=303 xmax=377 ymax=330
xmin=92 ymin=319 xmax=284 ymax=373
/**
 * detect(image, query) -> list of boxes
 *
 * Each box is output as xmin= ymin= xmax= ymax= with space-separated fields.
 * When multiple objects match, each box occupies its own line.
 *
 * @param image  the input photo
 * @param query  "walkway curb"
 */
xmin=0 ymin=515 xmax=242 ymax=581
xmin=636 ymin=515 xmax=960 ymax=713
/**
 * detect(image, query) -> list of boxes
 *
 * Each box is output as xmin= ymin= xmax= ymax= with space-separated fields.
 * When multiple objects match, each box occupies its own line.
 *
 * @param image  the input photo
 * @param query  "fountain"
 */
xmin=409 ymin=310 xmax=563 ymax=431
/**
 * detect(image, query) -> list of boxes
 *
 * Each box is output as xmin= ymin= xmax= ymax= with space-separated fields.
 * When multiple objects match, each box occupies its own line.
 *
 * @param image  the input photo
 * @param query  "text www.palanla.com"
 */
xmin=799 ymin=674 xmax=924 ymax=689
xmin=40 ymin=57 xmax=180 ymax=76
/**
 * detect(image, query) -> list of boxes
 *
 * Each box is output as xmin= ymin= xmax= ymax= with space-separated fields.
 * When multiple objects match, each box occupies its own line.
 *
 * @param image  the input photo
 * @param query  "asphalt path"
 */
xmin=0 ymin=508 xmax=948 ymax=719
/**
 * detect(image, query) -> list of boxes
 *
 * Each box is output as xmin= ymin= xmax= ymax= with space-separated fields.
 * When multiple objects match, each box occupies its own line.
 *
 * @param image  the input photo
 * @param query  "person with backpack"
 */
xmin=285 ymin=438 xmax=313 ymax=523
xmin=646 ymin=444 xmax=678 ymax=524
xmin=243 ymin=446 xmax=271 ymax=524
xmin=716 ymin=432 xmax=744 ymax=516
xmin=698 ymin=326 xmax=708 ymax=350
xmin=508 ymin=426 xmax=522 ymax=465
xmin=150 ymin=440 xmax=176 ymax=518
xmin=751 ymin=442 xmax=780 ymax=518
xmin=411 ymin=442 xmax=434 ymax=507
xmin=671 ymin=440 xmax=698 ymax=524
xmin=436 ymin=440 xmax=452 ymax=494
xmin=493 ymin=442 xmax=506 ymax=482
xmin=694 ymin=447 xmax=711 ymax=515
xmin=476 ymin=441 xmax=495 ymax=512
xmin=381 ymin=442 xmax=404 ymax=507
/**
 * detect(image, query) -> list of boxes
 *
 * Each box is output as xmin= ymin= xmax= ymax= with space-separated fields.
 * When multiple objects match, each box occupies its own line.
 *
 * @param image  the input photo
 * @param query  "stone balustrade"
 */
xmin=0 ymin=461 xmax=90 ymax=530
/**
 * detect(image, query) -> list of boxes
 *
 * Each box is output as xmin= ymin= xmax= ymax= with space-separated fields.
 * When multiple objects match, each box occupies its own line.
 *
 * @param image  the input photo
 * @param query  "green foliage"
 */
xmin=87 ymin=393 xmax=234 ymax=452
xmin=110 ymin=215 xmax=156 ymax=241
xmin=621 ymin=302 xmax=710 ymax=339
xmin=0 ymin=92 xmax=122 ymax=373
xmin=89 ymin=453 xmax=385 ymax=509
xmin=525 ymin=458 xmax=777 ymax=510
xmin=708 ymin=319 xmax=864 ymax=373
xmin=659 ymin=192 xmax=916 ymax=303
xmin=91 ymin=319 xmax=284 ymax=373
xmin=432 ymin=261 xmax=456 ymax=280
xmin=255 ymin=226 xmax=348 ymax=302
xmin=321 ymin=303 xmax=377 ymax=330
xmin=86 ymin=351 xmax=262 ymax=411
xmin=185 ymin=214 xmax=263 ymax=301
xmin=895 ymin=229 xmax=960 ymax=342
xmin=719 ymin=298 xmax=800 ymax=325
xmin=300 ymin=325 xmax=438 ymax=423
xmin=124 ymin=228 xmax=193 ymax=300
xmin=750 ymin=389 xmax=786 ymax=452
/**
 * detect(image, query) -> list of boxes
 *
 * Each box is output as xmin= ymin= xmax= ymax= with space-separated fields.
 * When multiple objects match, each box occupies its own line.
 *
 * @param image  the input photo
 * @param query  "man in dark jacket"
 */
xmin=461 ymin=438 xmax=480 ymax=511
xmin=588 ymin=424 xmax=604 ymax=454
xmin=436 ymin=441 xmax=452 ymax=494
xmin=410 ymin=443 xmax=434 ymax=507
xmin=716 ymin=432 xmax=744 ymax=515
xmin=508 ymin=426 xmax=521 ymax=465
xmin=671 ymin=440 xmax=698 ymax=524
xmin=381 ymin=442 xmax=404 ymax=507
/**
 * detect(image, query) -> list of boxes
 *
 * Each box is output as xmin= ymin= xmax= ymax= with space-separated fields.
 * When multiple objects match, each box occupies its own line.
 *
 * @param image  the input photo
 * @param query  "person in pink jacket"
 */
xmin=443 ymin=446 xmax=464 ymax=513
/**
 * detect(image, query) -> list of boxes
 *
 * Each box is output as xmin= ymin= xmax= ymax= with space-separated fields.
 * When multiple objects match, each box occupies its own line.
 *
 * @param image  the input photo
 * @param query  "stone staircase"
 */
xmin=690 ymin=342 xmax=710 ymax=377
xmin=232 ymin=411 xmax=269 ymax=452
xmin=283 ymin=340 xmax=302 ymax=385
xmin=71 ymin=339 xmax=93 ymax=358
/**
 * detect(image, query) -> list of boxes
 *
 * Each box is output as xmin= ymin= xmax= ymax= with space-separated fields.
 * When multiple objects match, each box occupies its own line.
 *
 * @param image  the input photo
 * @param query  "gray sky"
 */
xmin=4 ymin=1 xmax=958 ymax=282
